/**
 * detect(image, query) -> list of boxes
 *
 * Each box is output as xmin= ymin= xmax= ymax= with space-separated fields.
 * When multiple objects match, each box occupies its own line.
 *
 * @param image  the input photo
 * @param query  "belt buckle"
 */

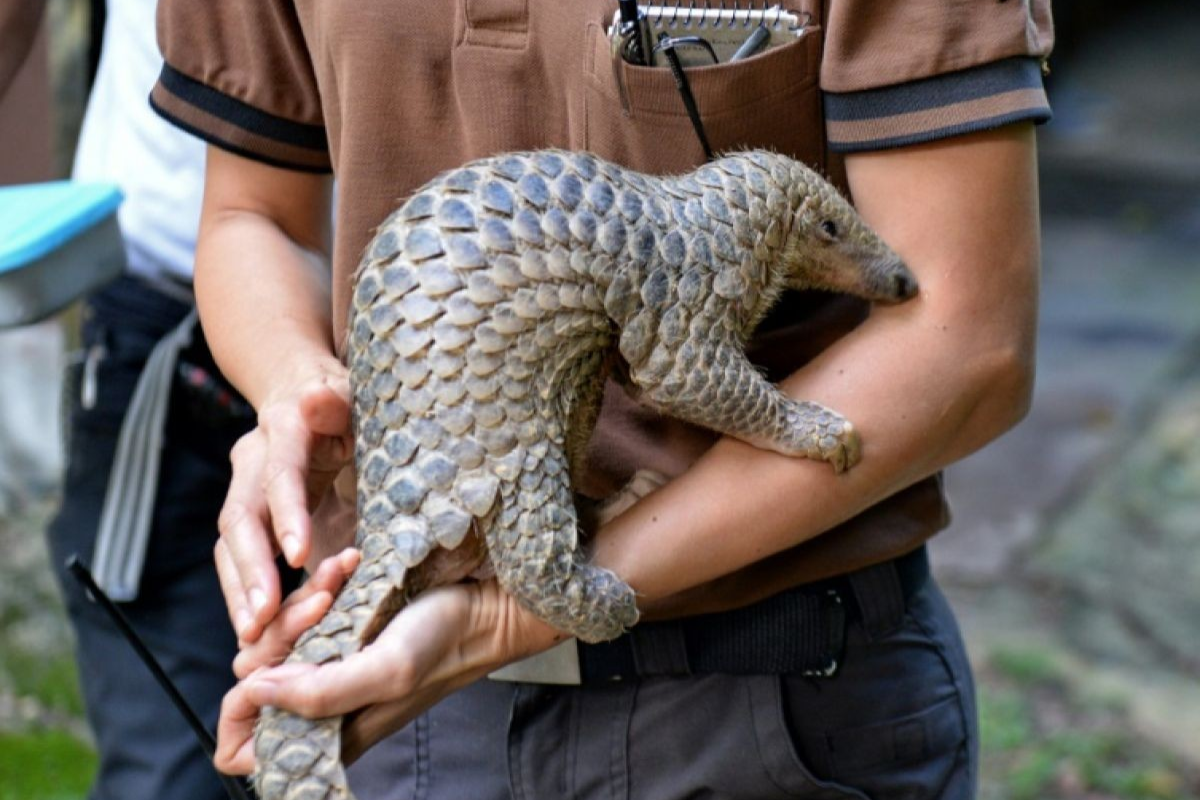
xmin=488 ymin=638 xmax=582 ymax=685
xmin=799 ymin=589 xmax=844 ymax=678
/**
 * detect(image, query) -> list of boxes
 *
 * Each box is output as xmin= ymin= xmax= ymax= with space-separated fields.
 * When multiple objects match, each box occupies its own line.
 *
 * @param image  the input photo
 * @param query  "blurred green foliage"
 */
xmin=0 ymin=649 xmax=85 ymax=719
xmin=978 ymin=646 xmax=1198 ymax=800
xmin=0 ymin=731 xmax=94 ymax=800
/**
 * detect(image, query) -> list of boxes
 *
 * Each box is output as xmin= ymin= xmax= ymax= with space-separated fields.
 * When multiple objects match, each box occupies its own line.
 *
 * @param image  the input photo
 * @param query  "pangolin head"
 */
xmin=780 ymin=159 xmax=918 ymax=305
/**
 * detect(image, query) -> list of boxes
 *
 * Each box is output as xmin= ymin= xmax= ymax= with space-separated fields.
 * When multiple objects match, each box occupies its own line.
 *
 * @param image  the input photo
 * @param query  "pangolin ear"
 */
xmin=792 ymin=195 xmax=817 ymax=231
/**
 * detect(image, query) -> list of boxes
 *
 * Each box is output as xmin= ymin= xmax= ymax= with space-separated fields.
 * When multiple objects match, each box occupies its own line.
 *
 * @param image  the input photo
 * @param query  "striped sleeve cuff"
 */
xmin=149 ymin=63 xmax=332 ymax=173
xmin=823 ymin=57 xmax=1051 ymax=153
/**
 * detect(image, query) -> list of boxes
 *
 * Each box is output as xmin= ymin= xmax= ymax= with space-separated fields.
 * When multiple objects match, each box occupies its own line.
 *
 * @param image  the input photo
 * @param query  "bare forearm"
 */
xmin=593 ymin=125 xmax=1041 ymax=607
xmin=196 ymin=210 xmax=335 ymax=407
xmin=194 ymin=147 xmax=336 ymax=409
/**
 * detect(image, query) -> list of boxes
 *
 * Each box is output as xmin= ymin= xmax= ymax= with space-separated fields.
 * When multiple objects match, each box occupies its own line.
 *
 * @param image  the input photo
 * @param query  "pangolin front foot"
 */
xmin=783 ymin=403 xmax=862 ymax=473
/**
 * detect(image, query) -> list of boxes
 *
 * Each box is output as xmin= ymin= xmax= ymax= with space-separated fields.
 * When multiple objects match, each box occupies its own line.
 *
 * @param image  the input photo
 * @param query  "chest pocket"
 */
xmin=462 ymin=0 xmax=528 ymax=49
xmin=578 ymin=14 xmax=825 ymax=175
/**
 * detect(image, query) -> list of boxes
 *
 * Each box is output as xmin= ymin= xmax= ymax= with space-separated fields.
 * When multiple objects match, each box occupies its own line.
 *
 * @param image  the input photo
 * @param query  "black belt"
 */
xmin=577 ymin=545 xmax=930 ymax=683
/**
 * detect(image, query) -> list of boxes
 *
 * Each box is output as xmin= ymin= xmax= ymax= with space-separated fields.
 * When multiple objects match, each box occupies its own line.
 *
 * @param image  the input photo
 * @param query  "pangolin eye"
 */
xmin=820 ymin=220 xmax=838 ymax=238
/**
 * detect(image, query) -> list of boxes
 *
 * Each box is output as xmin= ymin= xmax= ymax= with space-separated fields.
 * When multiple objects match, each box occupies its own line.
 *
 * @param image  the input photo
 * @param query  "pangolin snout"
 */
xmin=889 ymin=268 xmax=919 ymax=302
xmin=855 ymin=255 xmax=918 ymax=304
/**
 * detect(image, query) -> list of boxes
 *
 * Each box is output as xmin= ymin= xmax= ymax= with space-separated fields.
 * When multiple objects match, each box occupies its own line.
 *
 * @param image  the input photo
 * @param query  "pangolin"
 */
xmin=252 ymin=149 xmax=917 ymax=799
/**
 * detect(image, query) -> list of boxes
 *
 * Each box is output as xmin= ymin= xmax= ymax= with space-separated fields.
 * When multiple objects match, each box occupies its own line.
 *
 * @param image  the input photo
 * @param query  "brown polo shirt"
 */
xmin=151 ymin=0 xmax=1052 ymax=600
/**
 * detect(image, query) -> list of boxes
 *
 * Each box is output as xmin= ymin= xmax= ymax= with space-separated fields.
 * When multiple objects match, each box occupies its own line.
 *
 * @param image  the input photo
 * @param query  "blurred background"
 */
xmin=0 ymin=0 xmax=1197 ymax=797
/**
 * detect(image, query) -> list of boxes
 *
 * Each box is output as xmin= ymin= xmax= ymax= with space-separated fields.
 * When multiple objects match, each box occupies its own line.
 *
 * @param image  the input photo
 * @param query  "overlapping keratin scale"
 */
xmin=255 ymin=149 xmax=906 ymax=800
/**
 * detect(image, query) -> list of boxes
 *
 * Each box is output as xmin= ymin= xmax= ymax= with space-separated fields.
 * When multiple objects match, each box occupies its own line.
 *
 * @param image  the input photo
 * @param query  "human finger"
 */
xmin=214 ymin=681 xmax=262 ymax=776
xmin=594 ymin=468 xmax=669 ymax=526
xmin=218 ymin=431 xmax=283 ymax=641
xmin=233 ymin=549 xmax=360 ymax=678
xmin=257 ymin=403 xmax=317 ymax=569
xmin=299 ymin=374 xmax=352 ymax=450
xmin=305 ymin=546 xmax=361 ymax=594
xmin=214 ymin=538 xmax=252 ymax=638
xmin=257 ymin=373 xmax=352 ymax=565
xmin=244 ymin=651 xmax=412 ymax=722
xmin=297 ymin=379 xmax=355 ymax=517
xmin=233 ymin=591 xmax=330 ymax=679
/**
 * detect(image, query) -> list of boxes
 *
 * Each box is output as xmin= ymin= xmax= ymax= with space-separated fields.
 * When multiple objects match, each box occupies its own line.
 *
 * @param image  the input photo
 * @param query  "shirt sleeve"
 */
xmin=821 ymin=0 xmax=1055 ymax=152
xmin=149 ymin=0 xmax=331 ymax=172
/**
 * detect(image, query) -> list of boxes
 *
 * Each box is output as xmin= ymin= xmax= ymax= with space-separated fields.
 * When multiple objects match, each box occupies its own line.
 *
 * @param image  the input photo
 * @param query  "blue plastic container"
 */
xmin=0 ymin=181 xmax=124 ymax=328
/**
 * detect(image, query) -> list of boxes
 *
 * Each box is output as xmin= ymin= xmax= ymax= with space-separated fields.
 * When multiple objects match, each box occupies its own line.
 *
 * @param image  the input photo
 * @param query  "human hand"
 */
xmin=231 ymin=547 xmax=361 ymax=680
xmin=593 ymin=468 xmax=668 ymax=526
xmin=214 ymin=358 xmax=354 ymax=643
xmin=214 ymin=579 xmax=564 ymax=774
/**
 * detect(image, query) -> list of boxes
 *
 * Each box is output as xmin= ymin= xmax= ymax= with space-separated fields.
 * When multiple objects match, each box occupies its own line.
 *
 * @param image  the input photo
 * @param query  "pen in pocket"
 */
xmin=729 ymin=24 xmax=771 ymax=62
xmin=616 ymin=0 xmax=649 ymax=66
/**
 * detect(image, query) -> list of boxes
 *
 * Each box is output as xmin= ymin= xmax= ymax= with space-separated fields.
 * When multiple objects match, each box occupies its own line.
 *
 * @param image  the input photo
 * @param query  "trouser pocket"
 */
xmin=509 ymin=676 xmax=865 ymax=800
xmin=777 ymin=582 xmax=978 ymax=799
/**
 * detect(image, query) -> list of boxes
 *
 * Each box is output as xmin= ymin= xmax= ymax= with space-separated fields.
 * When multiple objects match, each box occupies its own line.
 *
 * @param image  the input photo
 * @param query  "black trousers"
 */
xmin=349 ymin=569 xmax=979 ymax=800
xmin=46 ymin=276 xmax=253 ymax=800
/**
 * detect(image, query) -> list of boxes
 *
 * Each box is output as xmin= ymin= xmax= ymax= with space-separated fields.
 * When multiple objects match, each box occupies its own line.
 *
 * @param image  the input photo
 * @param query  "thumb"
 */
xmin=299 ymin=378 xmax=353 ymax=473
xmin=247 ymin=656 xmax=394 ymax=721
xmin=299 ymin=374 xmax=351 ymax=438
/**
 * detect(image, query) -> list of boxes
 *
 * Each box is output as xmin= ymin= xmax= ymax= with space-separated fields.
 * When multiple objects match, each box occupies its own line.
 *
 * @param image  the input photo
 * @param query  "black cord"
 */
xmin=66 ymin=555 xmax=256 ymax=800
xmin=657 ymin=33 xmax=714 ymax=161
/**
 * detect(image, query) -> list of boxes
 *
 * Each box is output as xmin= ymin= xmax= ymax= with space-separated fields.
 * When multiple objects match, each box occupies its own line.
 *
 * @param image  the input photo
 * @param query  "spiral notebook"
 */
xmin=609 ymin=4 xmax=810 ymax=68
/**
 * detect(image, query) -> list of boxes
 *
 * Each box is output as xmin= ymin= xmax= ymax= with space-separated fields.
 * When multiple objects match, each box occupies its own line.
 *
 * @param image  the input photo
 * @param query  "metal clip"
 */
xmin=799 ymin=589 xmax=844 ymax=678
xmin=81 ymin=342 xmax=106 ymax=411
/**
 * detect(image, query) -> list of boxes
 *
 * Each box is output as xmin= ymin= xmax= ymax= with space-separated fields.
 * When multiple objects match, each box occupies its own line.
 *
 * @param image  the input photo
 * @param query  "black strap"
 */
xmin=578 ymin=546 xmax=931 ymax=683
xmin=681 ymin=587 xmax=845 ymax=676
xmin=630 ymin=624 xmax=690 ymax=676
xmin=849 ymin=556 xmax=907 ymax=641
xmin=657 ymin=33 xmax=714 ymax=161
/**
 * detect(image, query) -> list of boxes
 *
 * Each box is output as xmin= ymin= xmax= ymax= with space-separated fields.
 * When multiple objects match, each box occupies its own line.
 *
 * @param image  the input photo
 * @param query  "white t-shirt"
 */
xmin=71 ymin=0 xmax=203 ymax=285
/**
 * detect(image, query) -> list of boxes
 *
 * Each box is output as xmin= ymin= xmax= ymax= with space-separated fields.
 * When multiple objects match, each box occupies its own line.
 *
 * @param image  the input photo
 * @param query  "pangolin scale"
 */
xmin=253 ymin=149 xmax=917 ymax=799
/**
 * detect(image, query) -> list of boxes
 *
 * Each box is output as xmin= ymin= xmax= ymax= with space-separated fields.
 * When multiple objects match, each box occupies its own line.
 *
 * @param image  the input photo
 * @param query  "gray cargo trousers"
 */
xmin=348 ymin=550 xmax=977 ymax=800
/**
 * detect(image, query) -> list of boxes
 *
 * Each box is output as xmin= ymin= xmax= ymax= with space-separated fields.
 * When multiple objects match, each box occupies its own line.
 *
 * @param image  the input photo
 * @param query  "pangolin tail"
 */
xmin=253 ymin=541 xmax=412 ymax=800
xmin=254 ymin=706 xmax=353 ymax=800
